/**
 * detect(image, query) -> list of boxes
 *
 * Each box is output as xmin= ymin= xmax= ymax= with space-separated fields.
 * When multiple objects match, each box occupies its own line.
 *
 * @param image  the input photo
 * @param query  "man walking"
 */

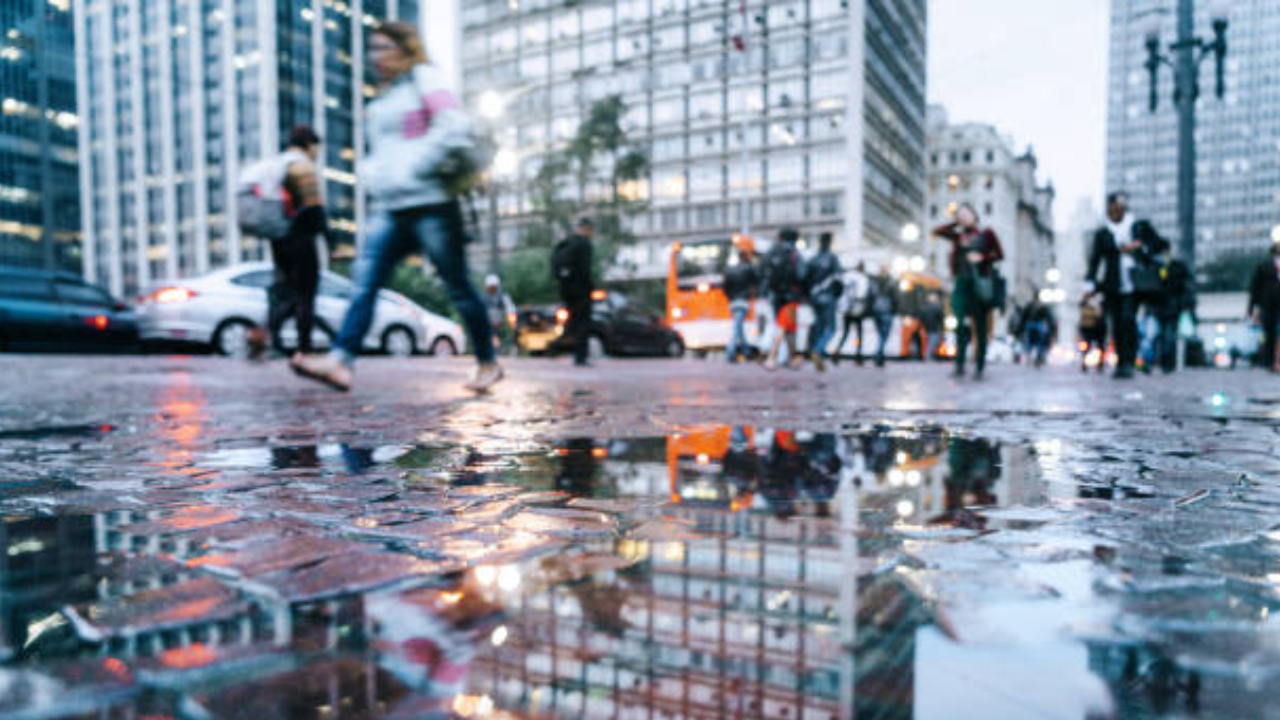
xmin=804 ymin=232 xmax=842 ymax=371
xmin=868 ymin=265 xmax=898 ymax=368
xmin=483 ymin=274 xmax=517 ymax=356
xmin=835 ymin=261 xmax=872 ymax=364
xmin=553 ymin=218 xmax=595 ymax=366
xmin=1248 ymin=239 xmax=1280 ymax=372
xmin=723 ymin=243 xmax=759 ymax=363
xmin=1086 ymin=192 xmax=1156 ymax=379
xmin=247 ymin=125 xmax=331 ymax=359
xmin=763 ymin=228 xmax=806 ymax=371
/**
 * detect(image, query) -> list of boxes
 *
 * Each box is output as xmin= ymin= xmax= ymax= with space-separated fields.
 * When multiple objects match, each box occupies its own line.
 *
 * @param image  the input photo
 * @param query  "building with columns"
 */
xmin=73 ymin=0 xmax=419 ymax=297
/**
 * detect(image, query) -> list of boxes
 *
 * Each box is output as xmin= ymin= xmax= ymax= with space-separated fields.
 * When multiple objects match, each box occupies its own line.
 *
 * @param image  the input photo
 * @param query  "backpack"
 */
xmin=552 ymin=237 xmax=584 ymax=287
xmin=235 ymin=150 xmax=304 ymax=240
xmin=766 ymin=246 xmax=799 ymax=295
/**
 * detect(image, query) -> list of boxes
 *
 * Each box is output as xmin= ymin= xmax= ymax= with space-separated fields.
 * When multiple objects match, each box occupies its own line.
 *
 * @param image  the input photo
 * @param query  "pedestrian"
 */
xmin=483 ymin=274 xmax=516 ymax=356
xmin=553 ymin=217 xmax=596 ymax=367
xmin=1085 ymin=192 xmax=1161 ymax=380
xmin=1020 ymin=295 xmax=1054 ymax=368
xmin=244 ymin=125 xmax=332 ymax=360
xmin=1145 ymin=243 xmax=1194 ymax=373
xmin=834 ymin=261 xmax=872 ymax=365
xmin=933 ymin=203 xmax=1004 ymax=378
xmin=804 ymin=232 xmax=843 ymax=371
xmin=921 ymin=290 xmax=945 ymax=361
xmin=292 ymin=21 xmax=503 ymax=392
xmin=762 ymin=228 xmax=806 ymax=371
xmin=1078 ymin=294 xmax=1107 ymax=372
xmin=1247 ymin=239 xmax=1280 ymax=372
xmin=867 ymin=265 xmax=898 ymax=368
xmin=723 ymin=242 xmax=759 ymax=364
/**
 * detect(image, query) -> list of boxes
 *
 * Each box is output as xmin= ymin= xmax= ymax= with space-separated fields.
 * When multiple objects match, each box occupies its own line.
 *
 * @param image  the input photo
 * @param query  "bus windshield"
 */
xmin=675 ymin=241 xmax=732 ymax=289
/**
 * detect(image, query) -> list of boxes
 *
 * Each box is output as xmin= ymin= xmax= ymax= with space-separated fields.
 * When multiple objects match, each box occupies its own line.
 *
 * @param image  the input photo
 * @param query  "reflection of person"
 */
xmin=761 ymin=430 xmax=805 ymax=518
xmin=934 ymin=438 xmax=1001 ymax=528
xmin=555 ymin=438 xmax=599 ymax=496
xmin=722 ymin=426 xmax=761 ymax=490
xmin=933 ymin=203 xmax=1004 ymax=378
xmin=292 ymin=22 xmax=502 ymax=393
xmin=1248 ymin=239 xmax=1280 ymax=371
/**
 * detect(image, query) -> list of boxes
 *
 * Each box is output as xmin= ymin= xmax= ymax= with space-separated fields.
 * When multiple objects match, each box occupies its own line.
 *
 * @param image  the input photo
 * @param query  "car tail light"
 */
xmin=555 ymin=308 xmax=570 ymax=323
xmin=87 ymin=315 xmax=109 ymax=331
xmin=149 ymin=286 xmax=197 ymax=304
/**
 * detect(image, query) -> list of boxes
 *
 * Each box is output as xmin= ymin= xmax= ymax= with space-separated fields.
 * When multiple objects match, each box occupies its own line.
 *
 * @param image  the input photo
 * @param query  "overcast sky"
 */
xmin=426 ymin=0 xmax=1109 ymax=230
xmin=928 ymin=0 xmax=1110 ymax=227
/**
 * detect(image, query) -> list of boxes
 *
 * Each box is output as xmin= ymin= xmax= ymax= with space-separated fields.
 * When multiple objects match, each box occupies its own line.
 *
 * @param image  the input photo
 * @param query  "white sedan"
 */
xmin=135 ymin=262 xmax=465 ymax=357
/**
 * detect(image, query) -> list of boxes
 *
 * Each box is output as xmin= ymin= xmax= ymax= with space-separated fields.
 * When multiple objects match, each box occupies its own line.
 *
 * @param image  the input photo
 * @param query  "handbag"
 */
xmin=973 ymin=274 xmax=995 ymax=306
xmin=1129 ymin=262 xmax=1162 ymax=295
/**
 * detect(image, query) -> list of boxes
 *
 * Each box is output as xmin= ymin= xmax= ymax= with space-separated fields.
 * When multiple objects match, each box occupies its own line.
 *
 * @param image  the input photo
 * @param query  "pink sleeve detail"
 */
xmin=402 ymin=90 xmax=460 ymax=139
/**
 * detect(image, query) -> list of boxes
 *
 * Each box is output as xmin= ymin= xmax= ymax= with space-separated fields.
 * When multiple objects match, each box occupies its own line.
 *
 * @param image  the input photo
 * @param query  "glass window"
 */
xmin=0 ymin=276 xmax=55 ymax=299
xmin=54 ymin=282 xmax=112 ymax=306
xmin=231 ymin=270 xmax=273 ymax=288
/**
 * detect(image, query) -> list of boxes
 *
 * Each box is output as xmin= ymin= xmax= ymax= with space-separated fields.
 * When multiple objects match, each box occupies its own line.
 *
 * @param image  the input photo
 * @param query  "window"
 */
xmin=54 ymin=282 xmax=111 ymax=306
xmin=962 ymin=151 xmax=971 ymax=163
xmin=984 ymin=202 xmax=993 ymax=215
xmin=231 ymin=270 xmax=273 ymax=288
xmin=0 ymin=276 xmax=54 ymax=299
xmin=986 ymin=150 xmax=994 ymax=163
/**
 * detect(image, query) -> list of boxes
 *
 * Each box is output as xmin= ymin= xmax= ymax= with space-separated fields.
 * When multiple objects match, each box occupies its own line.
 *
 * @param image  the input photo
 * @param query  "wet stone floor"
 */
xmin=1 ymin=359 xmax=1279 ymax=719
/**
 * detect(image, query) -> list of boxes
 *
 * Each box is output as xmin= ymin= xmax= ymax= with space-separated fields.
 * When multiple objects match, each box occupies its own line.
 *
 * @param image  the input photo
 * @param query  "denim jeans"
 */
xmin=726 ymin=301 xmax=749 ymax=360
xmin=808 ymin=296 xmax=838 ymax=357
xmin=334 ymin=203 xmax=495 ymax=365
xmin=874 ymin=313 xmax=893 ymax=365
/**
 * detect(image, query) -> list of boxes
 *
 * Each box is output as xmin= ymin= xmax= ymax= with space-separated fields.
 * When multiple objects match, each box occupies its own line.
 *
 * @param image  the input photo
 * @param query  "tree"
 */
xmin=521 ymin=95 xmax=650 ymax=272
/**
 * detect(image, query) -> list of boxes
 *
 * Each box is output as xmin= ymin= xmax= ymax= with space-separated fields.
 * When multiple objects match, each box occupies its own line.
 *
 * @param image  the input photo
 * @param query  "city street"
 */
xmin=1 ymin=354 xmax=1278 ymax=719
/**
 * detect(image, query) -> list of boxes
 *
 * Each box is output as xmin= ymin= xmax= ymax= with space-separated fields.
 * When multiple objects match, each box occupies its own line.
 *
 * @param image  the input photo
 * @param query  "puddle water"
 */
xmin=0 ymin=426 xmax=1274 ymax=719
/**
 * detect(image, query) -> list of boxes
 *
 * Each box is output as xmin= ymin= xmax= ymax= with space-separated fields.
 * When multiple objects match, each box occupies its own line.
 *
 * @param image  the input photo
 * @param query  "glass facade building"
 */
xmin=1107 ymin=0 xmax=1279 ymax=264
xmin=0 ymin=1 xmax=80 ymax=273
xmin=459 ymin=0 xmax=926 ymax=278
xmin=74 ymin=0 xmax=418 ymax=298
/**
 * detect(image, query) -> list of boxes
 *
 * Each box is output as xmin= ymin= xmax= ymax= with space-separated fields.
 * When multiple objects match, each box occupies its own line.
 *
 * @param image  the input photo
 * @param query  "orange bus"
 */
xmin=666 ymin=235 xmax=770 ymax=357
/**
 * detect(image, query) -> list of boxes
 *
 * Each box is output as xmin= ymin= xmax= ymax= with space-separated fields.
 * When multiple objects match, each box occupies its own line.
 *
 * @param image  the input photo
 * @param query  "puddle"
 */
xmin=0 ymin=424 xmax=115 ymax=441
xmin=0 ymin=426 xmax=1274 ymax=719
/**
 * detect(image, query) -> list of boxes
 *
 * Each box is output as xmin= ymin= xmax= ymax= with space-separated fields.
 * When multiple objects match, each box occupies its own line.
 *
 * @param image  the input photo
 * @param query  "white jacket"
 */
xmin=362 ymin=64 xmax=473 ymax=212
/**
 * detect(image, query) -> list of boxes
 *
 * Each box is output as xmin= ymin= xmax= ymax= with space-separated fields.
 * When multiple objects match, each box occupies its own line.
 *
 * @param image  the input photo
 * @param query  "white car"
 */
xmin=135 ymin=262 xmax=465 ymax=357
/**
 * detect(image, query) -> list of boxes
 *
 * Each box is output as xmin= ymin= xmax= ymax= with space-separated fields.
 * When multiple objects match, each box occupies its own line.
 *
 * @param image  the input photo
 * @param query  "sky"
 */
xmin=928 ymin=0 xmax=1111 ymax=228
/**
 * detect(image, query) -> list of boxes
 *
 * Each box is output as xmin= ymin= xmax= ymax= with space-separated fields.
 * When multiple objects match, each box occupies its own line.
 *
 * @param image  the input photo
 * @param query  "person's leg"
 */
xmin=568 ymin=299 xmax=591 ymax=364
xmin=875 ymin=315 xmax=891 ymax=367
xmin=1120 ymin=296 xmax=1139 ymax=372
xmin=835 ymin=313 xmax=853 ymax=362
xmin=333 ymin=213 xmax=407 ymax=365
xmin=973 ymin=307 xmax=990 ymax=374
xmin=855 ymin=316 xmax=867 ymax=363
xmin=819 ymin=301 xmax=838 ymax=358
xmin=267 ymin=239 xmax=300 ymax=353
xmin=293 ymin=236 xmax=320 ymax=354
xmin=1158 ymin=315 xmax=1178 ymax=372
xmin=413 ymin=204 xmax=496 ymax=366
xmin=1262 ymin=311 xmax=1279 ymax=369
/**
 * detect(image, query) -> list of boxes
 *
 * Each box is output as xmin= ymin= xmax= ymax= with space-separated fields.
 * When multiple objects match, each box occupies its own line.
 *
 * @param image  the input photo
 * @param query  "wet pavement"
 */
xmin=1 ymin=354 xmax=1279 ymax=719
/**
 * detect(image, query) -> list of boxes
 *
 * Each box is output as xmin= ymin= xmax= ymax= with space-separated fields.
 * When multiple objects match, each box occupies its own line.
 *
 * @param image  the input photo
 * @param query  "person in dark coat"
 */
xmin=1145 ymin=243 xmax=1195 ymax=373
xmin=723 ymin=246 xmax=759 ymax=363
xmin=933 ymin=203 xmax=1004 ymax=378
xmin=804 ymin=232 xmax=843 ymax=371
xmin=554 ymin=218 xmax=596 ymax=366
xmin=1248 ymin=240 xmax=1280 ymax=372
xmin=763 ymin=228 xmax=807 ymax=370
xmin=1085 ymin=192 xmax=1162 ymax=379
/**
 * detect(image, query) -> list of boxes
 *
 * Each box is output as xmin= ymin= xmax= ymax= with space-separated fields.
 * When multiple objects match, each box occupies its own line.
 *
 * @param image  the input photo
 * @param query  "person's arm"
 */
xmin=1248 ymin=263 xmax=1263 ymax=318
xmin=982 ymin=230 xmax=1004 ymax=264
xmin=285 ymin=160 xmax=331 ymax=242
xmin=1085 ymin=231 xmax=1102 ymax=293
xmin=578 ymin=240 xmax=594 ymax=289
xmin=931 ymin=222 xmax=961 ymax=241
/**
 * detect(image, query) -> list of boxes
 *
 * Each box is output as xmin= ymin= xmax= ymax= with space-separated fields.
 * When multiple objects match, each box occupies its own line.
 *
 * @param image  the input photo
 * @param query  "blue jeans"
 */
xmin=809 ymin=296 xmax=838 ymax=357
xmin=334 ymin=203 xmax=495 ymax=365
xmin=726 ymin=302 xmax=749 ymax=361
xmin=874 ymin=313 xmax=893 ymax=364
xmin=1023 ymin=320 xmax=1050 ymax=364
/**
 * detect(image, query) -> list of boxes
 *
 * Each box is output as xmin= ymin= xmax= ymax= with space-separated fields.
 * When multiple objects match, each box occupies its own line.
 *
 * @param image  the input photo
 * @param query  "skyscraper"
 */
xmin=73 ymin=0 xmax=419 ymax=298
xmin=1106 ymin=0 xmax=1275 ymax=267
xmin=459 ymin=0 xmax=927 ymax=278
xmin=0 ymin=1 xmax=80 ymax=273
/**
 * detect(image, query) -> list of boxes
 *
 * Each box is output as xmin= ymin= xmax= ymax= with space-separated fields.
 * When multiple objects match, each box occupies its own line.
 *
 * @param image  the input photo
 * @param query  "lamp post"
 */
xmin=1143 ymin=0 xmax=1229 ymax=274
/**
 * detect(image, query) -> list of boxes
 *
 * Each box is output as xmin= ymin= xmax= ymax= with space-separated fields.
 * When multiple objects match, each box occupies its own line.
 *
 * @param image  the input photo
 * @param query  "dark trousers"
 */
xmin=268 ymin=234 xmax=323 ymax=353
xmin=564 ymin=297 xmax=592 ymax=364
xmin=1105 ymin=294 xmax=1139 ymax=372
xmin=952 ymin=279 xmax=989 ymax=373
xmin=837 ymin=313 xmax=867 ymax=361
xmin=1261 ymin=310 xmax=1279 ymax=369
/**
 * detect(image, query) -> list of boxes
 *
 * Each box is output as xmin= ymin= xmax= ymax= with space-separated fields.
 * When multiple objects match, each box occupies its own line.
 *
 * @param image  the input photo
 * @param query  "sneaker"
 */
xmin=464 ymin=363 xmax=504 ymax=393
xmin=1113 ymin=367 xmax=1135 ymax=380
xmin=291 ymin=353 xmax=353 ymax=392
xmin=812 ymin=354 xmax=826 ymax=373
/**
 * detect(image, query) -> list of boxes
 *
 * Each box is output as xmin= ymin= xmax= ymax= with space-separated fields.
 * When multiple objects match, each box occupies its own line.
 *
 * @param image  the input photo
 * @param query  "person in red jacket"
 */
xmin=932 ymin=204 xmax=1004 ymax=378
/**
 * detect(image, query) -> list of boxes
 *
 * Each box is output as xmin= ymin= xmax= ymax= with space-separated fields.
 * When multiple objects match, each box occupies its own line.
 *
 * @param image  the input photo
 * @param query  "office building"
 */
xmin=0 ymin=1 xmax=79 ymax=272
xmin=74 ymin=0 xmax=420 ymax=298
xmin=458 ymin=0 xmax=927 ymax=278
xmin=1106 ymin=0 xmax=1277 ymax=266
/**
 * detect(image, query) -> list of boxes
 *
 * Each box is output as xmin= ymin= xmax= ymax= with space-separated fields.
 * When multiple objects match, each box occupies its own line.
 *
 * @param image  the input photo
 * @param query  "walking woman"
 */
xmin=293 ymin=22 xmax=502 ymax=392
xmin=933 ymin=204 xmax=1004 ymax=378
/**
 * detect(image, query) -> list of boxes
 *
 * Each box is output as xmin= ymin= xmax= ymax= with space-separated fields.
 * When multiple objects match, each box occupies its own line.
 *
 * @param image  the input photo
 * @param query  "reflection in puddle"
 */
xmin=0 ymin=425 xmax=1269 ymax=719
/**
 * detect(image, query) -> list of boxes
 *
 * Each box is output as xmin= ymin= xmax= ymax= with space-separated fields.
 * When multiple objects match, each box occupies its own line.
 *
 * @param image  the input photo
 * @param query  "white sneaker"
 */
xmin=291 ymin=353 xmax=353 ymax=392
xmin=464 ymin=363 xmax=504 ymax=393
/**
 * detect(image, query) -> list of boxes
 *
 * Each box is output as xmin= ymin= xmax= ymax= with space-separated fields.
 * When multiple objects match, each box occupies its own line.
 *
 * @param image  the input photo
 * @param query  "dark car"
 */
xmin=517 ymin=292 xmax=684 ymax=359
xmin=0 ymin=266 xmax=138 ymax=351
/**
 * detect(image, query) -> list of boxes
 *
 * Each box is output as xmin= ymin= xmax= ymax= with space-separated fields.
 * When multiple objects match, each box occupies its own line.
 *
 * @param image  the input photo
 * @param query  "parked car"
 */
xmin=135 ymin=262 xmax=465 ymax=357
xmin=0 ymin=266 xmax=138 ymax=351
xmin=516 ymin=292 xmax=685 ymax=359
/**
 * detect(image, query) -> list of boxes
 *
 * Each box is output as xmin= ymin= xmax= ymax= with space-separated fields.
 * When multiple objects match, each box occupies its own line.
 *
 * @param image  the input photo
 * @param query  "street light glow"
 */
xmin=493 ymin=147 xmax=518 ymax=177
xmin=900 ymin=223 xmax=921 ymax=243
xmin=1045 ymin=268 xmax=1061 ymax=284
xmin=478 ymin=89 xmax=505 ymax=120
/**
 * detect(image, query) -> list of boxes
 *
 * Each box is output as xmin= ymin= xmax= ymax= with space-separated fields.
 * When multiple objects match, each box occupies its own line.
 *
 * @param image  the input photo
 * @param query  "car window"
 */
xmin=231 ymin=270 xmax=274 ymax=288
xmin=53 ymin=282 xmax=111 ymax=306
xmin=0 ymin=276 xmax=55 ymax=300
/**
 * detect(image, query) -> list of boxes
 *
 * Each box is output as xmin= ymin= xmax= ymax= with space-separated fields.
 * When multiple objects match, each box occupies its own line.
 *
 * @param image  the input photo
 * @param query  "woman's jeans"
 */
xmin=952 ymin=278 xmax=989 ymax=373
xmin=809 ymin=295 xmax=838 ymax=357
xmin=726 ymin=300 xmax=750 ymax=361
xmin=334 ymin=203 xmax=495 ymax=366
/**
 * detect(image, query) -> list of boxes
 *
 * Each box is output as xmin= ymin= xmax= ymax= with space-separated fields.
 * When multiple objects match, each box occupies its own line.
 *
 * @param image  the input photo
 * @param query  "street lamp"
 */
xmin=1143 ymin=0 xmax=1229 ymax=274
xmin=900 ymin=222 xmax=921 ymax=243
xmin=477 ymin=90 xmax=505 ymax=121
